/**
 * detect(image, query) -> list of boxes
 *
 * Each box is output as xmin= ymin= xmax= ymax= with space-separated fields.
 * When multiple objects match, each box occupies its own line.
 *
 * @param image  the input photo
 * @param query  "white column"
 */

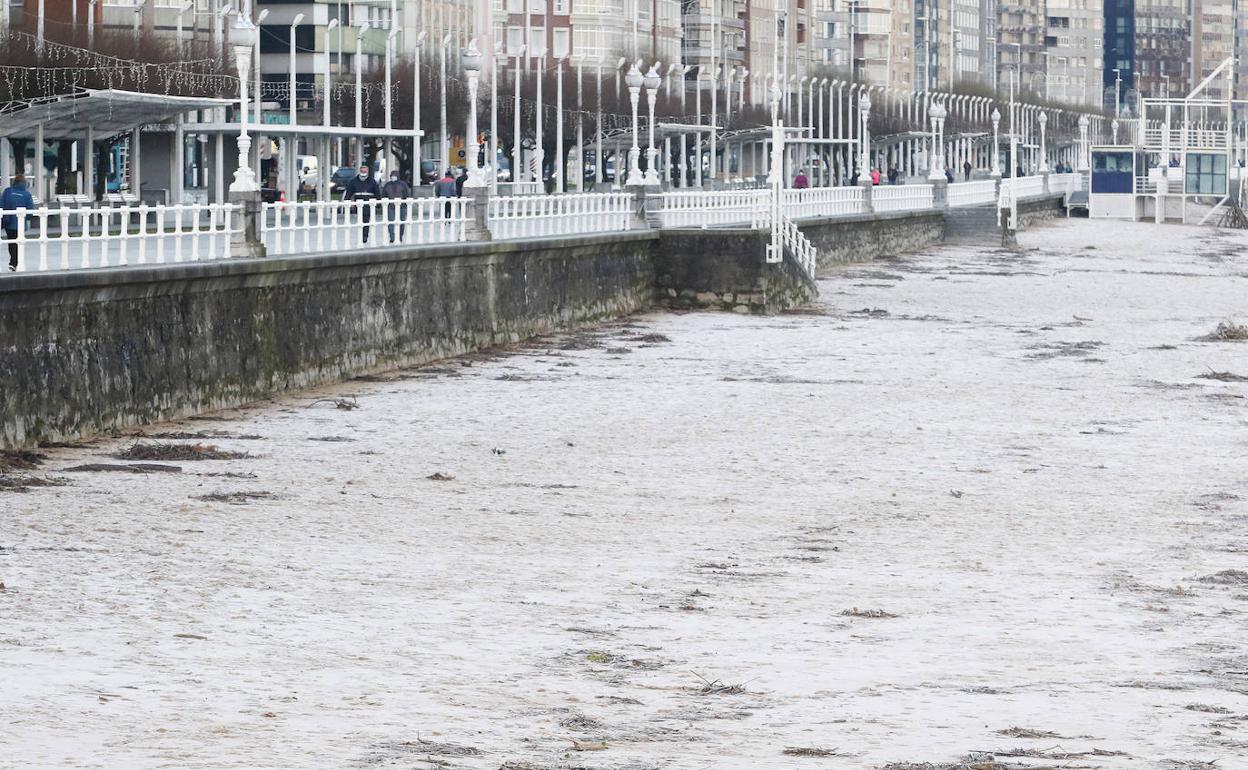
xmin=130 ymin=127 xmax=141 ymax=199
xmin=35 ymin=123 xmax=46 ymax=202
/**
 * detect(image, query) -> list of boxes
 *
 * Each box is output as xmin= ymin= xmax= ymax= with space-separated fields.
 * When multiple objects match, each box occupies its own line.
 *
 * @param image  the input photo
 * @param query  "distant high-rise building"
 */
xmin=1043 ymin=0 xmax=1103 ymax=107
xmin=1192 ymin=0 xmax=1235 ymax=98
xmin=939 ymin=0 xmax=996 ymax=91
xmin=1132 ymin=0 xmax=1190 ymax=104
xmin=998 ymin=0 xmax=1047 ymax=98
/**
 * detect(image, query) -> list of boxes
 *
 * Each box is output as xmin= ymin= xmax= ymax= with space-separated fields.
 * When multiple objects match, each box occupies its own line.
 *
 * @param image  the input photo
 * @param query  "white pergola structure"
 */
xmin=0 ymin=89 xmax=231 ymax=205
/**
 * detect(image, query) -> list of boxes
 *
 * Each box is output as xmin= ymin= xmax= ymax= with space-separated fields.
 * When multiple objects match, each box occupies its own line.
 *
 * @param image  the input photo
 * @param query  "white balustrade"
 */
xmin=658 ymin=189 xmax=769 ymax=228
xmin=1048 ymin=172 xmax=1083 ymax=195
xmin=262 ymin=198 xmax=470 ymax=256
xmin=5 ymin=203 xmax=237 ymax=272
xmin=947 ymin=179 xmax=999 ymax=207
xmin=782 ymin=186 xmax=866 ymax=219
xmin=1012 ymin=175 xmax=1047 ymax=198
xmin=487 ymin=192 xmax=634 ymax=240
xmin=777 ymin=216 xmax=818 ymax=278
xmin=872 ymin=184 xmax=935 ymax=212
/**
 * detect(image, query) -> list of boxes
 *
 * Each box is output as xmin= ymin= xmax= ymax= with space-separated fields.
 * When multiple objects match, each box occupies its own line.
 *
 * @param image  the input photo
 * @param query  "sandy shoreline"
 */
xmin=2 ymin=219 xmax=1246 ymax=769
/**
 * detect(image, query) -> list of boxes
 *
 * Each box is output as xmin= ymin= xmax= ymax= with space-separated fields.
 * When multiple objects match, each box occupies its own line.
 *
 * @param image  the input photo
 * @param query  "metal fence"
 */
xmin=262 ymin=199 xmax=470 ymax=256
xmin=5 ymin=203 xmax=237 ymax=272
xmin=872 ymin=184 xmax=936 ymax=212
xmin=487 ymin=192 xmax=634 ymax=240
xmin=782 ymin=186 xmax=866 ymax=219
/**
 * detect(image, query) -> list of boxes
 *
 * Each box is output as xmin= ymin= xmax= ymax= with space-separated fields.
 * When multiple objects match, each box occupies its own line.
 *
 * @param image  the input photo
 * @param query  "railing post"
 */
xmin=636 ymin=184 xmax=664 ymax=229
xmin=228 ymin=190 xmax=266 ymax=258
xmin=931 ymin=178 xmax=949 ymax=210
xmin=464 ymin=187 xmax=491 ymax=241
xmin=860 ymin=177 xmax=875 ymax=214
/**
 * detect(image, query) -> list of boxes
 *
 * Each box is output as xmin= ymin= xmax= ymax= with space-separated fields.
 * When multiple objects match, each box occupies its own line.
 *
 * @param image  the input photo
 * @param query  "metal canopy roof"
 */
xmin=0 ymin=89 xmax=233 ymax=140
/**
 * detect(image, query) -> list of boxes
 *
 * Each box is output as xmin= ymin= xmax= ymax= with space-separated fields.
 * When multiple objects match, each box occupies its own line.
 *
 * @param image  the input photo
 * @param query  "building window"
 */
xmin=553 ymin=28 xmax=570 ymax=57
xmin=554 ymin=0 xmax=570 ymax=12
xmin=506 ymin=26 xmax=524 ymax=54
xmin=1185 ymin=152 xmax=1226 ymax=195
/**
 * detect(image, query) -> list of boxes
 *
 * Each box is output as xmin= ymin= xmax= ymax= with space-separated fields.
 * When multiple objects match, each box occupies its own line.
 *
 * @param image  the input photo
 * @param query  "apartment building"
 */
xmin=1192 ymin=0 xmax=1234 ymax=97
xmin=998 ymin=0 xmax=1047 ymax=98
xmin=937 ymin=0 xmax=996 ymax=90
xmin=1043 ymin=0 xmax=1103 ymax=107
xmin=1132 ymin=0 xmax=1190 ymax=103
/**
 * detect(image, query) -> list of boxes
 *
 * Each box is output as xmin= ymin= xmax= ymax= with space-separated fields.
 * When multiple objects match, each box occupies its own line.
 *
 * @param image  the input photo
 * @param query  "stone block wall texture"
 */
xmin=0 ymin=208 xmax=952 ymax=447
xmin=654 ymin=229 xmax=817 ymax=314
xmin=797 ymin=210 xmax=947 ymax=271
xmin=0 ymin=232 xmax=657 ymax=446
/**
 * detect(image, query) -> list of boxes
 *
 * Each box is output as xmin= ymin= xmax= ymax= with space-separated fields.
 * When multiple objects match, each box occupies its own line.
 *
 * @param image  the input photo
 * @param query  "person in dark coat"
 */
xmin=434 ymin=169 xmax=458 ymax=217
xmin=887 ymin=166 xmax=899 ymax=185
xmin=454 ymin=167 xmax=467 ymax=197
xmin=963 ymin=159 xmax=972 ymax=181
xmin=945 ymin=167 xmax=954 ymax=184
xmin=382 ymin=170 xmax=412 ymax=244
xmin=343 ymin=164 xmax=381 ymax=243
xmin=1 ymin=173 xmax=35 ymax=271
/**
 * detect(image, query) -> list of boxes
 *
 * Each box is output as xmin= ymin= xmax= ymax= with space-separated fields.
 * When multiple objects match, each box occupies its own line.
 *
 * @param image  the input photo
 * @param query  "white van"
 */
xmin=297 ymin=155 xmax=319 ymax=189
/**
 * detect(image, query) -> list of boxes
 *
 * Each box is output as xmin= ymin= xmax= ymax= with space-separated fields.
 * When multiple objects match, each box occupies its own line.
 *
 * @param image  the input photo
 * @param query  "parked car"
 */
xmin=328 ymin=166 xmax=358 ymax=194
xmin=419 ymin=160 xmax=440 ymax=185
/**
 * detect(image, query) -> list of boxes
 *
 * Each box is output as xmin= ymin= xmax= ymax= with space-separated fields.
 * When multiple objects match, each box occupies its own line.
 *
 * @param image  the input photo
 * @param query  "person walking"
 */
xmin=945 ymin=167 xmax=954 ymax=184
xmin=1 ymin=173 xmax=35 ymax=272
xmin=849 ymin=168 xmax=860 ymax=187
xmin=886 ymin=166 xmax=899 ymax=185
xmin=343 ymin=163 xmax=381 ymax=244
xmin=793 ymin=169 xmax=809 ymax=189
xmin=434 ymin=169 xmax=458 ymax=217
xmin=382 ymin=170 xmax=412 ymax=244
xmin=870 ymin=167 xmax=881 ymax=186
xmin=453 ymin=167 xmax=467 ymax=198
xmin=963 ymin=159 xmax=973 ymax=181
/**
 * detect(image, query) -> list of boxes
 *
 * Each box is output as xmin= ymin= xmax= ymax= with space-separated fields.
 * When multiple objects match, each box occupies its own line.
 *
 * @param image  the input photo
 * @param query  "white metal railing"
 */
xmin=782 ymin=186 xmax=866 ymax=219
xmin=778 ymin=215 xmax=818 ymax=279
xmin=872 ymin=184 xmax=935 ymax=212
xmin=658 ymin=188 xmax=768 ymax=228
xmin=487 ymin=192 xmax=634 ymax=240
xmin=262 ymin=198 xmax=470 ymax=255
xmin=5 ymin=203 xmax=237 ymax=272
xmin=948 ymin=179 xmax=998 ymax=207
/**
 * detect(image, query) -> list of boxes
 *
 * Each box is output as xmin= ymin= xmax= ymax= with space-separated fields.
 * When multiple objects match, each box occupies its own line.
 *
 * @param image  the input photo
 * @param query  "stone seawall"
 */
xmin=654 ymin=229 xmax=818 ymax=313
xmin=0 ymin=207 xmax=984 ymax=447
xmin=0 ymin=232 xmax=657 ymax=447
xmin=798 ymin=210 xmax=947 ymax=270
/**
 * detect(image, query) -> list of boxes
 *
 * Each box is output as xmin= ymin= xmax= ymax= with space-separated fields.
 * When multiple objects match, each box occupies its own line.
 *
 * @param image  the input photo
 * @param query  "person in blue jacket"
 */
xmin=1 ymin=173 xmax=35 ymax=272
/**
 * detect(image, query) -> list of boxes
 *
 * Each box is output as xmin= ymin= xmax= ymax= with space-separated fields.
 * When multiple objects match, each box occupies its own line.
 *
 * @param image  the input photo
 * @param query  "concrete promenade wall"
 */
xmin=798 ymin=209 xmax=947 ymax=270
xmin=0 ymin=232 xmax=657 ymax=446
xmin=0 ymin=202 xmax=1057 ymax=447
xmin=655 ymin=228 xmax=818 ymax=313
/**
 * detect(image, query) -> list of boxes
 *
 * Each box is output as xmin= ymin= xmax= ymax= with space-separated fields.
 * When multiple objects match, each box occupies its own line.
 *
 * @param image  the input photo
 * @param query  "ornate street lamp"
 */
xmin=643 ymin=64 xmax=662 ymax=185
xmin=991 ymin=107 xmax=1001 ymax=178
xmin=928 ymin=101 xmax=944 ymax=180
xmin=1078 ymin=114 xmax=1090 ymax=172
xmin=462 ymin=39 xmax=487 ymax=189
xmin=228 ymin=13 xmax=260 ymax=194
xmin=858 ymin=92 xmax=871 ymax=179
xmin=625 ymin=62 xmax=644 ymax=187
xmin=1038 ymin=111 xmax=1049 ymax=172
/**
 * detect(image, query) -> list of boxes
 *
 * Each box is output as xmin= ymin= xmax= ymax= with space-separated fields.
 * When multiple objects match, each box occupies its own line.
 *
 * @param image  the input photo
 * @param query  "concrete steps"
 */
xmin=944 ymin=204 xmax=1000 ymax=242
